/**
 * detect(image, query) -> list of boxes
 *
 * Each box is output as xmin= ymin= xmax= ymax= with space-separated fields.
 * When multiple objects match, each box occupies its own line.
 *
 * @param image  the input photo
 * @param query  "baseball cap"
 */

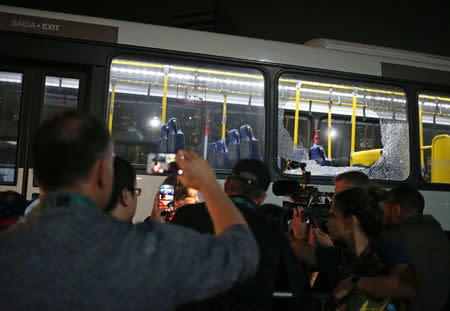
xmin=231 ymin=159 xmax=271 ymax=191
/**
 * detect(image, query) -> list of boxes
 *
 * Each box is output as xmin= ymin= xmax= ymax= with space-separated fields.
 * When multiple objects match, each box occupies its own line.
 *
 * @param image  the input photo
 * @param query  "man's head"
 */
xmin=224 ymin=159 xmax=271 ymax=206
xmin=105 ymin=157 xmax=138 ymax=222
xmin=32 ymin=110 xmax=113 ymax=208
xmin=162 ymin=175 xmax=199 ymax=209
xmin=382 ymin=185 xmax=425 ymax=224
xmin=334 ymin=171 xmax=370 ymax=195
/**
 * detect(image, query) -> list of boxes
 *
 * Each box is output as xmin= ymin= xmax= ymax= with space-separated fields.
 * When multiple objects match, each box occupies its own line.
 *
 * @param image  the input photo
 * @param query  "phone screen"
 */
xmin=158 ymin=184 xmax=175 ymax=212
xmin=147 ymin=153 xmax=180 ymax=174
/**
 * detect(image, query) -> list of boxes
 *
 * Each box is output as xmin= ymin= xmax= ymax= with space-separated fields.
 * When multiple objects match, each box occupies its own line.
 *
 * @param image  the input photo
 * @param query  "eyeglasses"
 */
xmin=134 ymin=188 xmax=142 ymax=197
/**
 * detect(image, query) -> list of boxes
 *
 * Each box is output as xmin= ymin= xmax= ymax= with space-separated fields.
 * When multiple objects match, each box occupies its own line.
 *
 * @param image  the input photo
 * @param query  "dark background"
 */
xmin=1 ymin=1 xmax=450 ymax=57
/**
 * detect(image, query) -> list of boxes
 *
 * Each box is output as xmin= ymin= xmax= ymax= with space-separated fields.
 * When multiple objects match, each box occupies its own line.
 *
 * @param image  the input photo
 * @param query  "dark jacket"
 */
xmin=382 ymin=215 xmax=450 ymax=311
xmin=171 ymin=196 xmax=307 ymax=311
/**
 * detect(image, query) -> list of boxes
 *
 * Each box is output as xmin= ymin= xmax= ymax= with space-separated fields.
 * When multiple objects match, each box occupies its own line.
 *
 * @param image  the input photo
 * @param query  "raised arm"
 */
xmin=175 ymin=150 xmax=248 ymax=234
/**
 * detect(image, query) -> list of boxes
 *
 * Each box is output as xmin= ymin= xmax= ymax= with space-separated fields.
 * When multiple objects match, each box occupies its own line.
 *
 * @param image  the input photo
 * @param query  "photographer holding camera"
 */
xmin=287 ymin=187 xmax=416 ymax=310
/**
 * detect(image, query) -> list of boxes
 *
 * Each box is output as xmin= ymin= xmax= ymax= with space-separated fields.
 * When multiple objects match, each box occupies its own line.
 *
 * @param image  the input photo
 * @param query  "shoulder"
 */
xmin=171 ymin=203 xmax=208 ymax=221
xmin=371 ymin=238 xmax=410 ymax=268
xmin=170 ymin=203 xmax=213 ymax=234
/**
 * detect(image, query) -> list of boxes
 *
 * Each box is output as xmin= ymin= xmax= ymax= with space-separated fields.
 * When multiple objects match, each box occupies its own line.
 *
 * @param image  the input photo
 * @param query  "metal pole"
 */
xmin=108 ymin=79 xmax=116 ymax=134
xmin=328 ymin=87 xmax=333 ymax=159
xmin=351 ymin=88 xmax=358 ymax=154
xmin=162 ymin=66 xmax=170 ymax=124
xmin=293 ymin=83 xmax=301 ymax=148
xmin=221 ymin=92 xmax=228 ymax=140
xmin=419 ymin=101 xmax=425 ymax=167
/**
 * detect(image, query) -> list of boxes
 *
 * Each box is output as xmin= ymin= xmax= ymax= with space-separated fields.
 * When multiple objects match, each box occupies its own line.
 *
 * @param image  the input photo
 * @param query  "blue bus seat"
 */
xmin=207 ymin=142 xmax=217 ymax=168
xmin=309 ymin=145 xmax=326 ymax=165
xmin=239 ymin=124 xmax=262 ymax=161
xmin=157 ymin=123 xmax=169 ymax=153
xmin=227 ymin=129 xmax=240 ymax=168
xmin=216 ymin=140 xmax=229 ymax=169
xmin=166 ymin=118 xmax=186 ymax=153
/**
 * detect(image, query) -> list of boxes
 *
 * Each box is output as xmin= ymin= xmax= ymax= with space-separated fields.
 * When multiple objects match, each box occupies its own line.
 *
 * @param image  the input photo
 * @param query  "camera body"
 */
xmin=273 ymin=165 xmax=333 ymax=231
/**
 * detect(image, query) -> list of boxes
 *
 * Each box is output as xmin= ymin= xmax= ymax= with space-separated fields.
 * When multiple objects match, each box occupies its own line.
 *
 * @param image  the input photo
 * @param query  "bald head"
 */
xmin=32 ymin=111 xmax=112 ymax=205
xmin=334 ymin=171 xmax=370 ymax=195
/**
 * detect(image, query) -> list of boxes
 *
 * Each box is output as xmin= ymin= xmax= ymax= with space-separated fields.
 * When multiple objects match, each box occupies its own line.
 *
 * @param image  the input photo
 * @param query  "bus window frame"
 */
xmin=104 ymin=52 xmax=270 ymax=175
xmin=417 ymin=88 xmax=450 ymax=186
xmin=274 ymin=68 xmax=414 ymax=186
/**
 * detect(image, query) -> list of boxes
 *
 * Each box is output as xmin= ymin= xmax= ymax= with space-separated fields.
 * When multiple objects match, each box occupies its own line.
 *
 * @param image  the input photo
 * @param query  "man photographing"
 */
xmin=0 ymin=111 xmax=259 ymax=311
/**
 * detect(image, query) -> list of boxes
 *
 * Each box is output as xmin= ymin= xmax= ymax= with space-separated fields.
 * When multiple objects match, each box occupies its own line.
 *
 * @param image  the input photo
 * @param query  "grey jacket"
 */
xmin=382 ymin=215 xmax=450 ymax=311
xmin=0 ymin=195 xmax=259 ymax=311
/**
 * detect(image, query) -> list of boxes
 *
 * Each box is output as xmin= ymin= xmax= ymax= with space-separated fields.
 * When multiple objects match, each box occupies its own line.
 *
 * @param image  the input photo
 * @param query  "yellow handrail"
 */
xmin=293 ymin=85 xmax=301 ymax=148
xmin=351 ymin=89 xmax=357 ymax=154
xmin=108 ymin=81 xmax=116 ymax=133
xmin=161 ymin=67 xmax=169 ymax=124
xmin=221 ymin=93 xmax=227 ymax=140
xmin=111 ymin=59 xmax=450 ymax=104
xmin=419 ymin=103 xmax=424 ymax=166
xmin=328 ymin=106 xmax=332 ymax=158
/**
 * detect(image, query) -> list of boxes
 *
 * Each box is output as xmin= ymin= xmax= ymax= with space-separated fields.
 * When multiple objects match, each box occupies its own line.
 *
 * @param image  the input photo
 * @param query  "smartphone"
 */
xmin=158 ymin=184 xmax=175 ymax=212
xmin=147 ymin=153 xmax=182 ymax=175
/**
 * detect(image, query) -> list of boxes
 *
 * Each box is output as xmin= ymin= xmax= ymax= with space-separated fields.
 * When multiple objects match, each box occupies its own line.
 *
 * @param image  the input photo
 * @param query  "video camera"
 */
xmin=273 ymin=162 xmax=333 ymax=231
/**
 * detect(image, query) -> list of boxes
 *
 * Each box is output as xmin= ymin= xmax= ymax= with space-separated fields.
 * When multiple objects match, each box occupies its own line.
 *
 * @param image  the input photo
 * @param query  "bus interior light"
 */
xmin=149 ymin=117 xmax=161 ymax=128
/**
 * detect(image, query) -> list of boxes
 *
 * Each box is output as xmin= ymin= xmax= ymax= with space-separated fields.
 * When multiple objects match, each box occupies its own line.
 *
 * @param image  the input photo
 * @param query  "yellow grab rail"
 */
xmin=108 ymin=80 xmax=116 ymax=133
xmin=111 ymin=60 xmax=450 ymax=104
xmin=221 ymin=93 xmax=228 ymax=140
xmin=328 ymin=106 xmax=332 ymax=158
xmin=419 ymin=103 xmax=425 ymax=166
xmin=161 ymin=66 xmax=169 ymax=124
xmin=351 ymin=89 xmax=357 ymax=154
xmin=293 ymin=84 xmax=301 ymax=148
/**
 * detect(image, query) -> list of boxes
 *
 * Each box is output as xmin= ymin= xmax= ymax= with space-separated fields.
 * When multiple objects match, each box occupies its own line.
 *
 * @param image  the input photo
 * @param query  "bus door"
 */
xmin=0 ymin=61 xmax=87 ymax=199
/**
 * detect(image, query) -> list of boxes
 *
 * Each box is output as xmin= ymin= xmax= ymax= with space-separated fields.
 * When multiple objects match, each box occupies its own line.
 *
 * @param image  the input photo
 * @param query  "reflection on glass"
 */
xmin=418 ymin=92 xmax=450 ymax=184
xmin=41 ymin=76 xmax=79 ymax=122
xmin=278 ymin=74 xmax=409 ymax=181
xmin=0 ymin=71 xmax=23 ymax=183
xmin=108 ymin=59 xmax=265 ymax=170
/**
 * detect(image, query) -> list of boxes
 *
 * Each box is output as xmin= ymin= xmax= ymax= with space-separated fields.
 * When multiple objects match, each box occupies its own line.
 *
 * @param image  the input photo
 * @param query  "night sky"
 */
xmin=2 ymin=1 xmax=450 ymax=57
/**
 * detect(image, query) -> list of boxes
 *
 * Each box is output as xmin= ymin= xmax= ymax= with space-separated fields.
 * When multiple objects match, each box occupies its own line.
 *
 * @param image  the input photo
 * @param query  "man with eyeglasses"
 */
xmin=104 ymin=156 xmax=141 ymax=223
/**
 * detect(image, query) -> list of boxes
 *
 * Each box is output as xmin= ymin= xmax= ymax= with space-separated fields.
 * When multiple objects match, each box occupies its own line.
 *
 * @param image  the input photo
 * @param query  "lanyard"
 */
xmin=39 ymin=192 xmax=98 ymax=211
xmin=230 ymin=196 xmax=256 ymax=210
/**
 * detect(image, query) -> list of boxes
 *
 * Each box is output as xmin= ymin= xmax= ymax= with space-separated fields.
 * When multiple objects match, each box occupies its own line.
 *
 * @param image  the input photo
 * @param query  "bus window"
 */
xmin=40 ymin=76 xmax=79 ymax=122
xmin=0 ymin=71 xmax=22 ymax=183
xmin=318 ymin=117 xmax=382 ymax=166
xmin=278 ymin=73 xmax=409 ymax=181
xmin=108 ymin=58 xmax=265 ymax=170
xmin=418 ymin=92 xmax=450 ymax=184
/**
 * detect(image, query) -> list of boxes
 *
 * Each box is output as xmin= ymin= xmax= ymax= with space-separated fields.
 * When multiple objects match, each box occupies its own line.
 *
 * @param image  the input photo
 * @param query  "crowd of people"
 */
xmin=0 ymin=110 xmax=449 ymax=311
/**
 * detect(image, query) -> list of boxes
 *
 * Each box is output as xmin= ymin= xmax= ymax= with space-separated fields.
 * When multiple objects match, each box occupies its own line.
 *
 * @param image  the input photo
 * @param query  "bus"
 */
xmin=0 ymin=5 xmax=449 ymax=230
